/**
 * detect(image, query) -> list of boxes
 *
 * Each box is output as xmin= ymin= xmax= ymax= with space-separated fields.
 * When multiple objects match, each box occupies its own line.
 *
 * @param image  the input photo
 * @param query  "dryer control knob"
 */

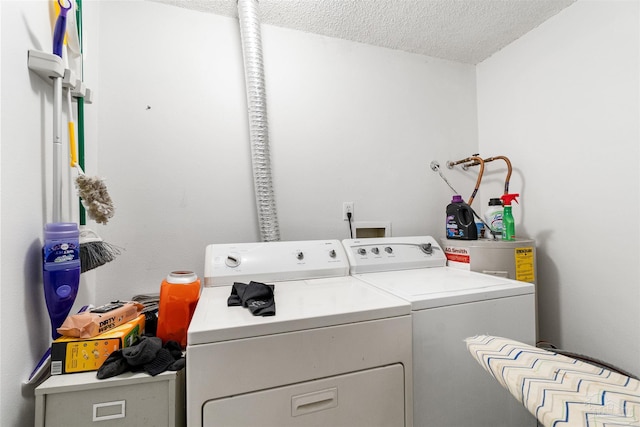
xmin=358 ymin=248 xmax=367 ymax=256
xmin=384 ymin=247 xmax=393 ymax=254
xmin=371 ymin=247 xmax=380 ymax=255
xmin=297 ymin=251 xmax=304 ymax=260
xmin=420 ymin=243 xmax=433 ymax=254
xmin=225 ymin=255 xmax=241 ymax=268
xmin=329 ymin=249 xmax=336 ymax=258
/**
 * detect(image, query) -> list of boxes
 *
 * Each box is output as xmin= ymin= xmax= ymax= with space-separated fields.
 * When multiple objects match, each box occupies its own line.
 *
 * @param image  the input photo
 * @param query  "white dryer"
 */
xmin=343 ymin=236 xmax=537 ymax=427
xmin=187 ymin=240 xmax=414 ymax=426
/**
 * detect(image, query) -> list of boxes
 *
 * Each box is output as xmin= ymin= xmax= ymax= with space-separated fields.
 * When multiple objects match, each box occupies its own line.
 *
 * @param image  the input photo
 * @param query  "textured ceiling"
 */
xmin=151 ymin=0 xmax=576 ymax=64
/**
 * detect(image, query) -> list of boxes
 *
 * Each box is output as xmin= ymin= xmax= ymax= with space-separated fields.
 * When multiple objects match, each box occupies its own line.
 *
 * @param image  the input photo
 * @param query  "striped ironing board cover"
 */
xmin=465 ymin=335 xmax=640 ymax=426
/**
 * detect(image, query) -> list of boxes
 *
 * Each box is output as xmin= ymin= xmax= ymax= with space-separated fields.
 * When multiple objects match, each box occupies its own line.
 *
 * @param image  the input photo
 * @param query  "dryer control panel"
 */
xmin=204 ymin=240 xmax=349 ymax=286
xmin=343 ymin=236 xmax=446 ymax=274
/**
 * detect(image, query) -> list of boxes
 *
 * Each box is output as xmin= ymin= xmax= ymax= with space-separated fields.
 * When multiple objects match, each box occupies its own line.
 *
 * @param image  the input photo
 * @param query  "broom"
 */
xmin=66 ymin=0 xmax=120 ymax=272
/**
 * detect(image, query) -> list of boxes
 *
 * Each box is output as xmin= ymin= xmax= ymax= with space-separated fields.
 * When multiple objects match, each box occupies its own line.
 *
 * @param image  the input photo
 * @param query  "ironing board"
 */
xmin=466 ymin=335 xmax=640 ymax=426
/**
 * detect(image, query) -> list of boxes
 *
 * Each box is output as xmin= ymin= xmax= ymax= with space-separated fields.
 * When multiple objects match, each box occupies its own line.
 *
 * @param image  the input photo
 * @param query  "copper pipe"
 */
xmin=447 ymin=155 xmax=485 ymax=206
xmin=464 ymin=155 xmax=512 ymax=195
xmin=494 ymin=156 xmax=512 ymax=194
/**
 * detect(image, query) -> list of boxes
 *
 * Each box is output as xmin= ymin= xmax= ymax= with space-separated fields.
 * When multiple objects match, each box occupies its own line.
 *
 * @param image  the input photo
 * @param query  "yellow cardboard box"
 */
xmin=51 ymin=314 xmax=145 ymax=375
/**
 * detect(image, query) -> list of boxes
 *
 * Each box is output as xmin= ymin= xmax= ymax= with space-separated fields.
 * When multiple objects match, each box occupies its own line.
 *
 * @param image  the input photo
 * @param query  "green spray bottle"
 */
xmin=500 ymin=193 xmax=519 ymax=241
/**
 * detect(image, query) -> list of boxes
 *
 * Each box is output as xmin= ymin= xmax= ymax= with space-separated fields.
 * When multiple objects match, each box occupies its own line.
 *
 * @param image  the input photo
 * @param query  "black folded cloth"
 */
xmin=227 ymin=281 xmax=276 ymax=316
xmin=97 ymin=336 xmax=185 ymax=379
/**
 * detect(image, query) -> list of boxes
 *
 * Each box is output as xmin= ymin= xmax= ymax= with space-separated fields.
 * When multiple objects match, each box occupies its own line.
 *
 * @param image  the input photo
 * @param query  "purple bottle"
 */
xmin=43 ymin=222 xmax=80 ymax=339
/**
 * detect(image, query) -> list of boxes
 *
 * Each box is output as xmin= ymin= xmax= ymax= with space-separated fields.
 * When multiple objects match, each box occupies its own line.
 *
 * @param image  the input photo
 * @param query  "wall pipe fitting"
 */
xmin=447 ymin=155 xmax=485 ymax=206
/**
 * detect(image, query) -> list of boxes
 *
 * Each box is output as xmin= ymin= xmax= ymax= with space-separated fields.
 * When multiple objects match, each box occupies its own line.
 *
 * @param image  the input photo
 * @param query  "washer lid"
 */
xmin=187 ymin=276 xmax=411 ymax=345
xmin=353 ymin=267 xmax=535 ymax=310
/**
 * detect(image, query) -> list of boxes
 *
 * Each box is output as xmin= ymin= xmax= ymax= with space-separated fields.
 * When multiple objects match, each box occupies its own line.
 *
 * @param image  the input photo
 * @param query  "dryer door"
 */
xmin=202 ymin=364 xmax=405 ymax=426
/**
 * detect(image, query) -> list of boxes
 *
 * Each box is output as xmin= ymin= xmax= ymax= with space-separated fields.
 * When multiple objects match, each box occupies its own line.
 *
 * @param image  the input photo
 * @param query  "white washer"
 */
xmin=187 ymin=240 xmax=414 ymax=427
xmin=343 ymin=236 xmax=537 ymax=427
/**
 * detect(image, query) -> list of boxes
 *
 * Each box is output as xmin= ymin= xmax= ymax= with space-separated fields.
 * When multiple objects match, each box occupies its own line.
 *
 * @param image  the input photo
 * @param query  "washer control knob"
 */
xmin=329 ymin=249 xmax=336 ymax=258
xmin=225 ymin=255 xmax=241 ymax=268
xmin=420 ymin=243 xmax=433 ymax=254
xmin=371 ymin=247 xmax=380 ymax=255
xmin=297 ymin=251 xmax=304 ymax=260
xmin=358 ymin=248 xmax=367 ymax=256
xmin=384 ymin=247 xmax=393 ymax=254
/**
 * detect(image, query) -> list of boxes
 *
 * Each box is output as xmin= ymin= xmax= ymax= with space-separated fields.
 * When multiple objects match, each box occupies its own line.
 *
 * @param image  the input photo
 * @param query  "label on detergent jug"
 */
xmin=446 ymin=215 xmax=460 ymax=238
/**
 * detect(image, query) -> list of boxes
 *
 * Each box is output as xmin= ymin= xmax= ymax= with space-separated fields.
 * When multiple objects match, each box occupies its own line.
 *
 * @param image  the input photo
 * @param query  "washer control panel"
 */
xmin=205 ymin=240 xmax=349 ymax=286
xmin=342 ymin=236 xmax=446 ymax=274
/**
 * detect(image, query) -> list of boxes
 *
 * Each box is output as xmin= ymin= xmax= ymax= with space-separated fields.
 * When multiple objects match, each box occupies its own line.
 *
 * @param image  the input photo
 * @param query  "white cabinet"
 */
xmin=34 ymin=370 xmax=184 ymax=427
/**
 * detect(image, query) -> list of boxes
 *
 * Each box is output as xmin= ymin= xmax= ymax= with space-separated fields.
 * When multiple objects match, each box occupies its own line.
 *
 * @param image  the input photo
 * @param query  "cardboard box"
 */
xmin=51 ymin=314 xmax=145 ymax=375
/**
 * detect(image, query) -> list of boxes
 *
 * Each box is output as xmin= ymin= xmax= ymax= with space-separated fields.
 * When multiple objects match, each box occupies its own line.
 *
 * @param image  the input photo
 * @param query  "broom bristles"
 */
xmin=79 ymin=228 xmax=122 ymax=272
xmin=80 ymin=240 xmax=121 ymax=272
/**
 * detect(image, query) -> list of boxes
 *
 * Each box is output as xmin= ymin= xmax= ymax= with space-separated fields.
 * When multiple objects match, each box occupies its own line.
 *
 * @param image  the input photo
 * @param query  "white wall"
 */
xmin=477 ymin=0 xmax=640 ymax=373
xmin=4 ymin=0 xmax=637 ymax=424
xmin=1 ymin=1 xmax=478 ymax=424
xmin=0 ymin=2 xmax=100 ymax=425
xmin=92 ymin=1 xmax=479 ymax=302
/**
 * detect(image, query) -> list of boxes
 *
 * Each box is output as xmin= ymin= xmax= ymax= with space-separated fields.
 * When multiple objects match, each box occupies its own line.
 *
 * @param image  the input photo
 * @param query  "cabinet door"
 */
xmin=203 ymin=364 xmax=405 ymax=427
xmin=44 ymin=380 xmax=172 ymax=427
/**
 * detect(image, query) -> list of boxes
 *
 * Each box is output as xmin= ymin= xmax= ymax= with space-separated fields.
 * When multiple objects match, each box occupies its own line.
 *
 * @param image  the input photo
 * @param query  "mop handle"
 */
xmin=52 ymin=77 xmax=63 ymax=223
xmin=52 ymin=0 xmax=71 ymax=223
xmin=76 ymin=0 xmax=87 ymax=225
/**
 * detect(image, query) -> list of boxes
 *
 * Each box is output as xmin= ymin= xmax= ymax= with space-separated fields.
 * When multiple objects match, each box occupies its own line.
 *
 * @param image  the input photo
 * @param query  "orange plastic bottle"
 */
xmin=156 ymin=271 xmax=201 ymax=349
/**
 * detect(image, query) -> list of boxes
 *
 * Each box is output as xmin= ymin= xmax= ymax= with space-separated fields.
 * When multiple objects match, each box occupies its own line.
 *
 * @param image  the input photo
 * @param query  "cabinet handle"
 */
xmin=291 ymin=388 xmax=338 ymax=417
xmin=92 ymin=400 xmax=125 ymax=422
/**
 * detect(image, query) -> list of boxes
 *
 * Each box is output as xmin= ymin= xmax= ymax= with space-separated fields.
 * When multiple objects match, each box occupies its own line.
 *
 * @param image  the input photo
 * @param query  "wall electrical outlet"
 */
xmin=343 ymin=202 xmax=354 ymax=221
